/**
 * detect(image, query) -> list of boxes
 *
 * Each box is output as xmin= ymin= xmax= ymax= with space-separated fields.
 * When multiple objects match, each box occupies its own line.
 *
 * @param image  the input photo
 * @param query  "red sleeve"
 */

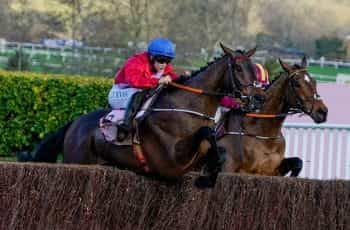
xmin=165 ymin=64 xmax=178 ymax=80
xmin=113 ymin=69 xmax=121 ymax=83
xmin=124 ymin=58 xmax=159 ymax=88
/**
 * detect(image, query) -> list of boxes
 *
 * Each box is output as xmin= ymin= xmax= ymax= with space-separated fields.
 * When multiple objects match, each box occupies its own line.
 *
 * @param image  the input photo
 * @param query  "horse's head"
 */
xmin=279 ymin=57 xmax=328 ymax=123
xmin=220 ymin=43 xmax=265 ymax=111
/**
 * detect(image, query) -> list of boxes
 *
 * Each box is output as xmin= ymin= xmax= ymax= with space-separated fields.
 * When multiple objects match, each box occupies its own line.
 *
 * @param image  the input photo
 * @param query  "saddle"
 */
xmin=99 ymin=93 xmax=158 ymax=146
xmin=99 ymin=92 xmax=161 ymax=172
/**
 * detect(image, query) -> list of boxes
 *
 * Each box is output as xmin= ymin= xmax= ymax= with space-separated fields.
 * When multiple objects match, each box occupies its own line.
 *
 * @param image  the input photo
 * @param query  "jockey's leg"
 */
xmin=117 ymin=91 xmax=147 ymax=141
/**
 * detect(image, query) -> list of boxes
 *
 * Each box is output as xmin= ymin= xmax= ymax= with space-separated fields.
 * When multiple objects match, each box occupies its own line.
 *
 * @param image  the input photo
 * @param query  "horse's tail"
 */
xmin=17 ymin=121 xmax=73 ymax=163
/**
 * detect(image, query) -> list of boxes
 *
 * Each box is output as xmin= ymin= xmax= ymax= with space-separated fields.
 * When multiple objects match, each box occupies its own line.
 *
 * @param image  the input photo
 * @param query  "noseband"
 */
xmin=227 ymin=55 xmax=262 ymax=101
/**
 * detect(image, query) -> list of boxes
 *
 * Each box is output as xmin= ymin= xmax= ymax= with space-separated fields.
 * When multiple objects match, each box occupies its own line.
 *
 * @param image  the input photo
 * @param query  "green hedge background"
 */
xmin=0 ymin=70 xmax=111 ymax=156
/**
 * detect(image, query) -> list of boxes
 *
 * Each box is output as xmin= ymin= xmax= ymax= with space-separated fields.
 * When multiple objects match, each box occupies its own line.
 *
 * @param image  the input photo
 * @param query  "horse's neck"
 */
xmin=244 ymin=74 xmax=290 ymax=135
xmin=157 ymin=56 xmax=229 ymax=115
xmin=263 ymin=74 xmax=290 ymax=115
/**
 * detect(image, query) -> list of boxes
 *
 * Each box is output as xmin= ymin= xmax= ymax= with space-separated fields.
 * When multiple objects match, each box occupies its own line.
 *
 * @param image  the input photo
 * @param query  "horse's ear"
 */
xmin=301 ymin=56 xmax=307 ymax=68
xmin=245 ymin=46 xmax=257 ymax=57
xmin=220 ymin=42 xmax=234 ymax=55
xmin=279 ymin=58 xmax=292 ymax=72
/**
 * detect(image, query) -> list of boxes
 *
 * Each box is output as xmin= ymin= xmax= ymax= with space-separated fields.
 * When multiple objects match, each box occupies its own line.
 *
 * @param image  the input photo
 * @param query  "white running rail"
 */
xmin=283 ymin=123 xmax=350 ymax=180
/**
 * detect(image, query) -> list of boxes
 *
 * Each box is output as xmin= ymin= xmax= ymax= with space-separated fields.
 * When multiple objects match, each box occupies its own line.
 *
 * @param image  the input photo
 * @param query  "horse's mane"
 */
xmin=264 ymin=70 xmax=287 ymax=91
xmin=265 ymin=63 xmax=306 ymax=90
xmin=175 ymin=50 xmax=245 ymax=84
xmin=190 ymin=57 xmax=222 ymax=78
xmin=177 ymin=55 xmax=226 ymax=82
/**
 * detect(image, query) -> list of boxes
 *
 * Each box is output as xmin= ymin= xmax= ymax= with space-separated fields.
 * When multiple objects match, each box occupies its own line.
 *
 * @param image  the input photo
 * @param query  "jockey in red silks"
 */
xmin=108 ymin=38 xmax=178 ymax=141
xmin=219 ymin=63 xmax=270 ymax=109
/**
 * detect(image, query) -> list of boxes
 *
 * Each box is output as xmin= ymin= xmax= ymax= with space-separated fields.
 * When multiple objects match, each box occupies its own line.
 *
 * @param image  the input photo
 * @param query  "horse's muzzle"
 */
xmin=312 ymin=107 xmax=328 ymax=123
xmin=241 ymin=94 xmax=265 ymax=112
xmin=251 ymin=94 xmax=265 ymax=111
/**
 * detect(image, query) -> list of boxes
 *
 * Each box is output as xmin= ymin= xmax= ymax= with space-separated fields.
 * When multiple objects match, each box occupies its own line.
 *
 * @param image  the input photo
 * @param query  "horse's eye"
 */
xmin=293 ymin=81 xmax=301 ymax=87
xmin=235 ymin=65 xmax=242 ymax=72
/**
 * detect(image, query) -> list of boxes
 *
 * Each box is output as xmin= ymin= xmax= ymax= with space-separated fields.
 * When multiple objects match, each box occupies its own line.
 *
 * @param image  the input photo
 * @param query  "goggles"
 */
xmin=153 ymin=55 xmax=172 ymax=64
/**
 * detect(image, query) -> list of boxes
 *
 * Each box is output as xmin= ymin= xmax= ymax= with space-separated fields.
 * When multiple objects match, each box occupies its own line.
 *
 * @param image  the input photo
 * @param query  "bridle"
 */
xmin=227 ymin=55 xmax=263 ymax=102
xmin=220 ymin=68 xmax=321 ymax=141
xmin=287 ymin=69 xmax=321 ymax=116
xmin=244 ymin=68 xmax=320 ymax=119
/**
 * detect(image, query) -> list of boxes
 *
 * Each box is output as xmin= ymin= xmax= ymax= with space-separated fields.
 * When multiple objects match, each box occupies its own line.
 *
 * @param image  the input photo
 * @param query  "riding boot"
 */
xmin=117 ymin=91 xmax=146 ymax=141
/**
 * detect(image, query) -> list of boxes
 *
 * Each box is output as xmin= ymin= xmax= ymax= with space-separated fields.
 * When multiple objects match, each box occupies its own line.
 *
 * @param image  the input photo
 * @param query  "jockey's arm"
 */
xmin=124 ymin=63 xmax=158 ymax=88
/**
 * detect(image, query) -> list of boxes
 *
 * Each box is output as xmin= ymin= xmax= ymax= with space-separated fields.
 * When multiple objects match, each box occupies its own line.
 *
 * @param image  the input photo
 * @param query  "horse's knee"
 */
xmin=196 ymin=126 xmax=214 ymax=141
xmin=290 ymin=157 xmax=303 ymax=177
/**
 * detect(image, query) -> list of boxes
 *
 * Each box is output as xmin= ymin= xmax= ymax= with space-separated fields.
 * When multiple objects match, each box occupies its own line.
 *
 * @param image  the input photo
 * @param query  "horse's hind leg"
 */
xmin=277 ymin=157 xmax=303 ymax=177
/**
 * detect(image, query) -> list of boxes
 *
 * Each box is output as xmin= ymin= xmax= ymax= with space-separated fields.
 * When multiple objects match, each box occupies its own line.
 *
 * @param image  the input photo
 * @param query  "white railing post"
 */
xmin=346 ymin=133 xmax=350 ymax=178
xmin=327 ymin=131 xmax=334 ymax=179
xmin=335 ymin=130 xmax=342 ymax=178
xmin=0 ymin=39 xmax=5 ymax=53
xmin=320 ymin=56 xmax=325 ymax=68
xmin=301 ymin=129 xmax=308 ymax=177
xmin=309 ymin=131 xmax=317 ymax=178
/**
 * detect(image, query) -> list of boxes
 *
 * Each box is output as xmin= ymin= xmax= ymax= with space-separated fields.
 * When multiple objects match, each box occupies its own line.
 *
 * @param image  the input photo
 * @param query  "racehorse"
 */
xmin=216 ymin=57 xmax=328 ymax=176
xmin=19 ymin=43 xmax=264 ymax=188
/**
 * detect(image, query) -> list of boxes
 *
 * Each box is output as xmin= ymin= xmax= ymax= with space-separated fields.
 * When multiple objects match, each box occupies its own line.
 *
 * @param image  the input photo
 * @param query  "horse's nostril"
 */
xmin=318 ymin=108 xmax=328 ymax=116
xmin=314 ymin=107 xmax=328 ymax=123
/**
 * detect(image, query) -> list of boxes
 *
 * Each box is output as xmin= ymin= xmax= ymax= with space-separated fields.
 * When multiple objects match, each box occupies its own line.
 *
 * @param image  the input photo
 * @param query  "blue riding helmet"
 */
xmin=147 ymin=38 xmax=176 ymax=59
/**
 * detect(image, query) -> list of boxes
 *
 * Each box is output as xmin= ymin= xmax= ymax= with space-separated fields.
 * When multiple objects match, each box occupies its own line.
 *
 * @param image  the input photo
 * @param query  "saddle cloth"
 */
xmin=99 ymin=96 xmax=155 ymax=145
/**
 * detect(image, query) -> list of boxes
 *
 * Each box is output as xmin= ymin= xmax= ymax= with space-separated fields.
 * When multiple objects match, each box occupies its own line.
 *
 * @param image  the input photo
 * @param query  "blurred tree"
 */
xmin=255 ymin=32 xmax=275 ymax=49
xmin=5 ymin=0 xmax=65 ymax=41
xmin=56 ymin=0 xmax=83 ymax=42
xmin=167 ymin=0 xmax=254 ymax=55
xmin=0 ymin=0 xmax=349 ymax=59
xmin=0 ymin=0 xmax=12 ymax=38
xmin=315 ymin=36 xmax=345 ymax=59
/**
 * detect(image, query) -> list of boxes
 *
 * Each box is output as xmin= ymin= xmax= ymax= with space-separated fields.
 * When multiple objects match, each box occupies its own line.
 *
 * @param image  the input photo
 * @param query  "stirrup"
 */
xmin=117 ymin=124 xmax=130 ymax=142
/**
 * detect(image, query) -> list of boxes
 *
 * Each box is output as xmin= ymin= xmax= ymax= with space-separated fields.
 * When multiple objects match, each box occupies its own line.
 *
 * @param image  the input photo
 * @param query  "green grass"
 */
xmin=308 ymin=65 xmax=338 ymax=76
xmin=306 ymin=65 xmax=350 ymax=82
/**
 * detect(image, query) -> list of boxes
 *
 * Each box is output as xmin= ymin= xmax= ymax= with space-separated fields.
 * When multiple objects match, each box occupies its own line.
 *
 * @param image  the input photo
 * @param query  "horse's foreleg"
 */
xmin=277 ymin=157 xmax=303 ymax=177
xmin=194 ymin=127 xmax=226 ymax=188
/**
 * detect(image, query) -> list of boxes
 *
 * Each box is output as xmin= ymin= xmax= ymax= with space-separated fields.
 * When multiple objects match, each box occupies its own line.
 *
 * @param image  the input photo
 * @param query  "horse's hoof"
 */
xmin=194 ymin=176 xmax=215 ymax=189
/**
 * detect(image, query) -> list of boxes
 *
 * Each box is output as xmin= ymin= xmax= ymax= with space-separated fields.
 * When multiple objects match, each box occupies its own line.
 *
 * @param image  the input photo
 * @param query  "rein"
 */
xmin=168 ymin=54 xmax=257 ymax=99
xmin=169 ymin=82 xmax=238 ymax=98
xmin=245 ymin=109 xmax=302 ymax=118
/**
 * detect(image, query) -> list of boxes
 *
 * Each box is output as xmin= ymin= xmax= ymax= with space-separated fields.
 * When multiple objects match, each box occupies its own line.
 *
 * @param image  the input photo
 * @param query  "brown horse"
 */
xmin=217 ymin=57 xmax=328 ymax=176
xmin=18 ymin=43 xmax=264 ymax=188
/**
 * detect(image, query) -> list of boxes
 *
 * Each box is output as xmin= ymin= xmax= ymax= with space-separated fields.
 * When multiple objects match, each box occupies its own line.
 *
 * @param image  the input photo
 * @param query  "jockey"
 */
xmin=108 ymin=38 xmax=178 ymax=141
xmin=219 ymin=63 xmax=270 ymax=109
